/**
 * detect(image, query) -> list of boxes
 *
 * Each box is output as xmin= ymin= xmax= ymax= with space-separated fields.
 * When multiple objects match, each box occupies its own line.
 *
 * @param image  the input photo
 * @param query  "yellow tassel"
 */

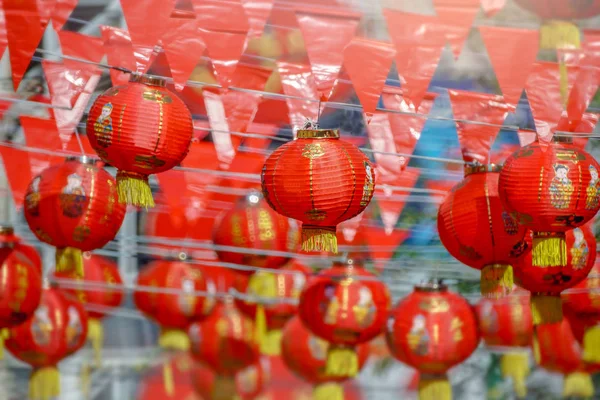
xmin=539 ymin=21 xmax=581 ymax=50
xmin=313 ymin=383 xmax=344 ymax=400
xmin=532 ymin=335 xmax=541 ymax=364
xmin=530 ymin=295 xmax=563 ymax=325
xmin=116 ymin=171 xmax=155 ymax=208
xmin=325 ymin=346 xmax=358 ymax=378
xmin=163 ymin=363 xmax=174 ymax=397
xmin=583 ymin=325 xmax=600 ymax=363
xmin=87 ymin=318 xmax=103 ymax=368
xmin=480 ymin=264 xmax=514 ymax=298
xmin=158 ymin=329 xmax=190 ymax=351
xmin=0 ymin=328 xmax=8 ymax=360
xmin=419 ymin=375 xmax=452 ymax=400
xmin=211 ymin=376 xmax=237 ymax=400
xmin=55 ymin=247 xmax=84 ymax=277
xmin=301 ymin=226 xmax=337 ymax=253
xmin=500 ymin=353 xmax=530 ymax=398
xmin=563 ymin=372 xmax=594 ymax=398
xmin=29 ymin=367 xmax=61 ymax=400
xmin=260 ymin=329 xmax=282 ymax=356
xmin=81 ymin=363 xmax=90 ymax=398
xmin=255 ymin=305 xmax=267 ymax=349
xmin=532 ymin=234 xmax=567 ymax=267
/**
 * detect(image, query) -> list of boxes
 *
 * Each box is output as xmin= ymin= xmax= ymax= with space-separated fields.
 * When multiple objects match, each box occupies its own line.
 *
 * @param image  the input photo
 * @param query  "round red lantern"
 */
xmin=514 ymin=0 xmax=600 ymax=20
xmin=281 ymin=316 xmax=369 ymax=400
xmin=87 ymin=74 xmax=193 ymax=208
xmin=234 ymin=259 xmax=310 ymax=355
xmin=386 ymin=282 xmax=480 ymax=400
xmin=6 ymin=287 xmax=88 ymax=400
xmin=24 ymin=156 xmax=126 ymax=277
xmin=298 ymin=262 xmax=389 ymax=378
xmin=54 ymin=253 xmax=124 ymax=364
xmin=514 ymin=224 xmax=596 ymax=324
xmin=438 ymin=164 xmax=529 ymax=298
xmin=0 ymin=226 xmax=42 ymax=273
xmin=476 ymin=289 xmax=533 ymax=398
xmin=212 ymin=192 xmax=299 ymax=273
xmin=136 ymin=353 xmax=200 ymax=400
xmin=261 ymin=124 xmax=376 ymax=253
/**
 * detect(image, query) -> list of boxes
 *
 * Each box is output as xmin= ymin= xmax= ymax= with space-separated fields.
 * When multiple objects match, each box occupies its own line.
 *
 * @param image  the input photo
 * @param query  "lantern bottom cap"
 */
xmin=116 ymin=171 xmax=155 ymax=208
xmin=500 ymin=353 xmax=530 ymax=398
xmin=530 ymin=294 xmax=563 ymax=325
xmin=158 ymin=329 xmax=190 ymax=351
xmin=418 ymin=374 xmax=451 ymax=400
xmin=211 ymin=375 xmax=237 ymax=400
xmin=260 ymin=329 xmax=282 ymax=356
xmin=325 ymin=346 xmax=358 ymax=378
xmin=480 ymin=264 xmax=514 ymax=298
xmin=301 ymin=225 xmax=338 ymax=254
xmin=563 ymin=372 xmax=594 ymax=398
xmin=55 ymin=247 xmax=84 ymax=278
xmin=532 ymin=233 xmax=567 ymax=267
xmin=314 ymin=383 xmax=344 ymax=400
xmin=88 ymin=318 xmax=103 ymax=367
xmin=583 ymin=325 xmax=600 ymax=363
xmin=29 ymin=366 xmax=60 ymax=400
xmin=0 ymin=328 xmax=7 ymax=360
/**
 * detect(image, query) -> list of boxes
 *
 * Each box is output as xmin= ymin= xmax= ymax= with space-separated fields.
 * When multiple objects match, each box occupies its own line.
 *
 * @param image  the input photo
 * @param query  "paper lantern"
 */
xmin=54 ymin=253 xmax=124 ymax=364
xmin=499 ymin=139 xmax=600 ymax=268
xmin=192 ymin=358 xmax=270 ymax=400
xmin=6 ymin=288 xmax=88 ymax=400
xmin=386 ymin=283 xmax=480 ymax=400
xmin=281 ymin=316 xmax=369 ymax=400
xmin=514 ymin=0 xmax=600 ymax=20
xmin=213 ymin=192 xmax=299 ymax=273
xmin=234 ymin=259 xmax=310 ymax=355
xmin=514 ymin=224 xmax=596 ymax=324
xmin=24 ymin=156 xmax=126 ymax=277
xmin=298 ymin=263 xmax=389 ymax=378
xmin=438 ymin=164 xmax=528 ymax=298
xmin=476 ymin=289 xmax=533 ymax=397
xmin=261 ymin=125 xmax=375 ymax=253
xmin=136 ymin=353 xmax=199 ymax=400
xmin=0 ymin=226 xmax=42 ymax=273
xmin=87 ymin=74 xmax=193 ymax=208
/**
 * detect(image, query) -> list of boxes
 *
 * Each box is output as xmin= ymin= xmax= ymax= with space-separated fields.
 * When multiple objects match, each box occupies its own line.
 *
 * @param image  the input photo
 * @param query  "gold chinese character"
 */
xmin=301 ymin=144 xmax=325 ymax=159
xmin=450 ymin=317 xmax=464 ymax=342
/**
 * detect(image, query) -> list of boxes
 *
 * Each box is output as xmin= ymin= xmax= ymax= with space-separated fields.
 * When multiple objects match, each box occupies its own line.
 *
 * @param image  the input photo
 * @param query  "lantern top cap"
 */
xmin=297 ymin=129 xmax=340 ymax=139
xmin=0 ymin=226 xmax=14 ymax=235
xmin=65 ymin=155 xmax=98 ymax=165
xmin=414 ymin=281 xmax=448 ymax=292
xmin=129 ymin=73 xmax=167 ymax=88
xmin=464 ymin=163 xmax=502 ymax=177
xmin=552 ymin=134 xmax=573 ymax=144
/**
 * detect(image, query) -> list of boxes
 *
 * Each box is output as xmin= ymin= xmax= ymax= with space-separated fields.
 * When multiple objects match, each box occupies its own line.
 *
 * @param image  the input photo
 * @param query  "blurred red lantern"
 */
xmin=298 ymin=263 xmax=389 ymax=378
xmin=386 ymin=283 xmax=480 ymax=400
xmin=234 ymin=260 xmax=311 ymax=355
xmin=134 ymin=258 xmax=216 ymax=351
xmin=281 ymin=316 xmax=369 ymax=400
xmin=0 ymin=226 xmax=42 ymax=273
xmin=514 ymin=224 xmax=596 ymax=324
xmin=6 ymin=287 xmax=88 ymax=400
xmin=24 ymin=156 xmax=126 ymax=277
xmin=87 ymin=75 xmax=193 ymax=208
xmin=213 ymin=192 xmax=299 ymax=273
xmin=438 ymin=164 xmax=528 ymax=298
xmin=54 ymin=253 xmax=124 ymax=364
xmin=261 ymin=125 xmax=375 ymax=253
xmin=136 ymin=353 xmax=200 ymax=400
xmin=514 ymin=0 xmax=600 ymax=20
xmin=476 ymin=289 xmax=533 ymax=397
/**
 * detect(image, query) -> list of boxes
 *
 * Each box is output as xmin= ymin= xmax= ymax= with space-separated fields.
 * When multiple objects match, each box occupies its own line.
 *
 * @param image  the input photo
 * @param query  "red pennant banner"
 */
xmin=181 ymin=140 xmax=220 ymax=170
xmin=192 ymin=0 xmax=249 ymax=31
xmin=343 ymin=38 xmax=395 ymax=118
xmin=42 ymin=60 xmax=95 ymax=109
xmin=276 ymin=61 xmax=319 ymax=132
xmin=0 ymin=6 xmax=8 ymax=61
xmin=365 ymin=226 xmax=411 ymax=272
xmin=20 ymin=116 xmax=63 ymax=171
xmin=490 ymin=143 xmax=519 ymax=164
xmin=162 ymin=17 xmax=206 ymax=91
xmin=230 ymin=63 xmax=272 ymax=92
xmin=58 ymin=31 xmax=105 ymax=69
xmin=565 ymin=50 xmax=600 ymax=124
xmin=339 ymin=211 xmax=365 ymax=244
xmin=480 ymin=0 xmax=507 ymax=17
xmin=296 ymin=8 xmax=360 ymax=101
xmin=375 ymin=167 xmax=421 ymax=235
xmin=100 ymin=26 xmax=136 ymax=86
xmin=241 ymin=122 xmax=278 ymax=151
xmin=560 ymin=113 xmax=598 ymax=150
xmin=241 ymin=0 xmax=274 ymax=38
xmin=425 ymin=179 xmax=459 ymax=197
xmin=433 ymin=0 xmax=480 ymax=59
xmin=221 ymin=90 xmax=262 ymax=134
xmin=367 ymin=113 xmax=405 ymax=178
xmin=156 ymin=169 xmax=188 ymax=210
xmin=517 ymin=129 xmax=536 ymax=147
xmin=199 ymin=27 xmax=248 ymax=89
xmin=49 ymin=0 xmax=77 ymax=31
xmin=478 ymin=26 xmax=539 ymax=106
xmin=0 ymin=146 xmax=32 ymax=209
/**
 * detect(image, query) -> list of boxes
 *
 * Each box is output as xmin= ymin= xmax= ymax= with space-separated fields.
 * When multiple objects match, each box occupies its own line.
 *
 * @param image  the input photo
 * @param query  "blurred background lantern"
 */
xmin=0 ymin=225 xmax=41 ymax=273
xmin=87 ymin=75 xmax=193 ymax=208
xmin=514 ymin=0 xmax=600 ymax=20
xmin=386 ymin=282 xmax=480 ymax=400
xmin=438 ymin=164 xmax=528 ymax=298
xmin=24 ymin=156 xmax=126 ymax=277
xmin=136 ymin=353 xmax=200 ymax=400
xmin=261 ymin=125 xmax=375 ymax=253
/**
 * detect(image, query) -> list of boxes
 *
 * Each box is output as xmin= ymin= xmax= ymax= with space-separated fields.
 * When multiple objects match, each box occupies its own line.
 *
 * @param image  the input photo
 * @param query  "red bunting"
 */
xmin=480 ymin=0 xmax=507 ymax=16
xmin=20 ymin=116 xmax=63 ymax=173
xmin=156 ymin=169 xmax=188 ymax=209
xmin=240 ymin=0 xmax=274 ymax=38
xmin=0 ymin=146 xmax=32 ymax=208
xmin=343 ymin=38 xmax=395 ymax=118
xmin=162 ymin=17 xmax=206 ymax=91
xmin=100 ymin=26 xmax=136 ymax=86
xmin=199 ymin=28 xmax=248 ymax=89
xmin=296 ymin=9 xmax=360 ymax=101
xmin=478 ymin=26 xmax=539 ymax=106
xmin=433 ymin=0 xmax=480 ymax=59
xmin=181 ymin=141 xmax=220 ymax=170
xmin=384 ymin=10 xmax=446 ymax=110
xmin=203 ymin=91 xmax=239 ymax=168
xmin=221 ymin=90 xmax=262 ymax=134
xmin=47 ymin=0 xmax=77 ymax=31
xmin=191 ymin=0 xmax=249 ymax=31
xmin=375 ymin=167 xmax=421 ymax=235
xmin=490 ymin=143 xmax=520 ymax=164
xmin=58 ymin=31 xmax=105 ymax=68
xmin=276 ymin=61 xmax=319 ymax=131
xmin=566 ymin=54 xmax=600 ymax=124
xmin=241 ymin=122 xmax=278 ymax=151
xmin=42 ymin=60 xmax=95 ymax=109
xmin=425 ymin=179 xmax=458 ymax=197
xmin=339 ymin=211 xmax=365 ymax=244
xmin=517 ymin=130 xmax=536 ymax=147
xmin=0 ymin=6 xmax=8 ymax=60
xmin=365 ymin=226 xmax=411 ymax=272
xmin=559 ymin=113 xmax=597 ymax=150
xmin=367 ymin=114 xmax=405 ymax=178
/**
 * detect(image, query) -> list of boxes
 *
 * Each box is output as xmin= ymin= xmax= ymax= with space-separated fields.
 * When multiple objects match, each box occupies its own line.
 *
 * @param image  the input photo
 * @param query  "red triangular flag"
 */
xmin=481 ymin=0 xmax=507 ymax=17
xmin=344 ymin=38 xmax=395 ymax=117
xmin=296 ymin=9 xmax=360 ymax=101
xmin=433 ymin=0 xmax=480 ymax=59
xmin=0 ymin=146 xmax=32 ymax=209
xmin=367 ymin=113 xmax=406 ymax=178
xmin=50 ymin=0 xmax=77 ymax=30
xmin=241 ymin=0 xmax=274 ymax=38
xmin=156 ymin=169 xmax=188 ymax=210
xmin=20 ymin=116 xmax=64 ymax=172
xmin=517 ymin=129 xmax=536 ymax=147
xmin=199 ymin=27 xmax=248 ymax=89
xmin=230 ymin=63 xmax=272 ymax=91
xmin=241 ymin=122 xmax=278 ymax=151
xmin=491 ymin=143 xmax=519 ymax=164
xmin=191 ymin=0 xmax=249 ymax=31
xmin=181 ymin=140 xmax=220 ymax=170
xmin=426 ymin=179 xmax=458 ymax=198
xmin=276 ymin=61 xmax=319 ymax=132
xmin=375 ymin=167 xmax=421 ymax=235
xmin=0 ymin=6 xmax=9 ymax=60
xmin=100 ymin=26 xmax=136 ymax=85
xmin=203 ymin=91 xmax=241 ymax=168
xmin=339 ymin=211 xmax=365 ymax=244
xmin=365 ymin=226 xmax=411 ymax=272
xmin=43 ymin=60 xmax=95 ymax=109
xmin=162 ymin=17 xmax=206 ymax=91
xmin=479 ymin=26 xmax=539 ymax=106
xmin=58 ymin=31 xmax=105 ymax=67
xmin=566 ymin=57 xmax=599 ymax=124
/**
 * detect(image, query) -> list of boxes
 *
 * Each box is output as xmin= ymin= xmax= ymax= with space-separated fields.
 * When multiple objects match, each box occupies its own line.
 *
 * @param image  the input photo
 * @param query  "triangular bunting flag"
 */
xmin=0 ymin=146 xmax=32 ymax=208
xmin=241 ymin=122 xmax=278 ymax=151
xmin=375 ymin=167 xmax=421 ymax=235
xmin=433 ymin=0 xmax=480 ymax=59
xmin=20 ymin=116 xmax=63 ymax=173
xmin=162 ymin=16 xmax=206 ymax=91
xmin=517 ymin=129 xmax=536 ymax=147
xmin=199 ymin=27 xmax=248 ymax=89
xmin=58 ymin=31 xmax=105 ymax=67
xmin=240 ymin=0 xmax=274 ymax=38
xmin=191 ymin=0 xmax=249 ymax=32
xmin=100 ymin=26 xmax=136 ymax=86
xmin=367 ymin=114 xmax=405 ymax=177
xmin=42 ymin=60 xmax=94 ymax=109
xmin=339 ymin=211 xmax=365 ymax=244
xmin=365 ymin=226 xmax=411 ymax=272
xmin=50 ymin=0 xmax=77 ymax=31
xmin=0 ymin=6 xmax=9 ymax=60
xmin=203 ymin=91 xmax=238 ymax=168
xmin=481 ymin=0 xmax=507 ymax=17
xmin=276 ymin=61 xmax=319 ymax=132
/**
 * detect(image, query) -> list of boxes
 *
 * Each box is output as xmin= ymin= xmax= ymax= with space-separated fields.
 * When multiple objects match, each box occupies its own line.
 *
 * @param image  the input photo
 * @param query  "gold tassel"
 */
xmin=583 ymin=325 xmax=600 ymax=363
xmin=532 ymin=233 xmax=567 ymax=267
xmin=325 ymin=346 xmax=358 ymax=378
xmin=163 ymin=363 xmax=174 ymax=397
xmin=87 ymin=318 xmax=103 ymax=367
xmin=419 ymin=375 xmax=452 ymax=400
xmin=158 ymin=329 xmax=190 ymax=351
xmin=116 ymin=171 xmax=155 ymax=208
xmin=55 ymin=247 xmax=84 ymax=277
xmin=0 ymin=328 xmax=8 ymax=360
xmin=260 ymin=329 xmax=282 ymax=356
xmin=480 ymin=264 xmax=514 ymax=298
xmin=500 ymin=353 xmax=530 ymax=398
xmin=313 ymin=383 xmax=344 ymax=400
xmin=29 ymin=367 xmax=61 ymax=400
xmin=301 ymin=226 xmax=337 ymax=253
xmin=255 ymin=305 xmax=267 ymax=350
xmin=211 ymin=375 xmax=237 ymax=400
xmin=81 ymin=363 xmax=90 ymax=399
xmin=530 ymin=295 xmax=563 ymax=325
xmin=539 ymin=21 xmax=581 ymax=51
xmin=563 ymin=372 xmax=594 ymax=398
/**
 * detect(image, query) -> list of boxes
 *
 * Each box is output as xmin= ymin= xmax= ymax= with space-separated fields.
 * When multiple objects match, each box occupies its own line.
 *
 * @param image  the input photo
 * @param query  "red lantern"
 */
xmin=234 ymin=259 xmax=310 ymax=355
xmin=298 ymin=263 xmax=389 ymax=378
xmin=261 ymin=125 xmax=376 ymax=253
xmin=281 ymin=316 xmax=369 ymax=400
xmin=514 ymin=0 xmax=600 ymax=20
xmin=386 ymin=283 xmax=480 ymax=400
xmin=0 ymin=226 xmax=42 ymax=273
xmin=438 ymin=164 xmax=529 ymax=298
xmin=476 ymin=289 xmax=533 ymax=398
xmin=514 ymin=224 xmax=596 ymax=324
xmin=24 ymin=156 xmax=126 ymax=277
xmin=136 ymin=353 xmax=200 ymax=400
xmin=6 ymin=287 xmax=88 ymax=400
xmin=213 ymin=192 xmax=299 ymax=273
xmin=54 ymin=253 xmax=124 ymax=364
xmin=87 ymin=75 xmax=193 ymax=208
